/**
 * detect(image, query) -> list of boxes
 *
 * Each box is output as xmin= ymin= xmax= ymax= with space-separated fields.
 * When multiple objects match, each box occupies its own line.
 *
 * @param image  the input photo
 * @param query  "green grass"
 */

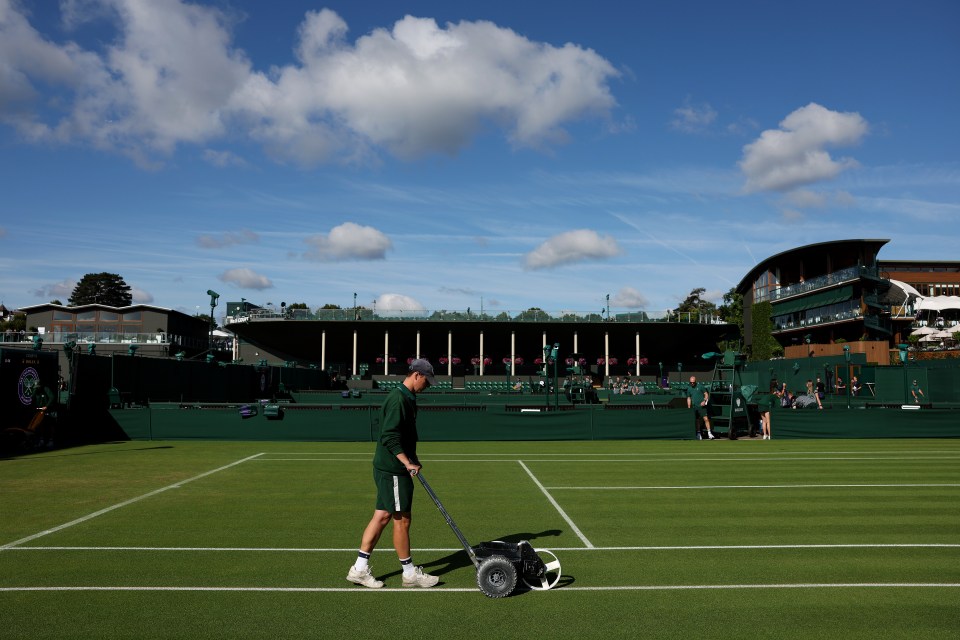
xmin=2 ymin=439 xmax=959 ymax=639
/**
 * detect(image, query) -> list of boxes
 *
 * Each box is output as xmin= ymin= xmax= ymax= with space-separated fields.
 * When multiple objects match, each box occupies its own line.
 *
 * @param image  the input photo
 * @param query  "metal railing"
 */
xmin=768 ymin=265 xmax=877 ymax=302
xmin=227 ymin=309 xmax=729 ymax=325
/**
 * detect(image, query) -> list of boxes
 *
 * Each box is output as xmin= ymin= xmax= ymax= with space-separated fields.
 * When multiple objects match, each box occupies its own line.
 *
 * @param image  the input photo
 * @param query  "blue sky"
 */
xmin=1 ymin=0 xmax=958 ymax=319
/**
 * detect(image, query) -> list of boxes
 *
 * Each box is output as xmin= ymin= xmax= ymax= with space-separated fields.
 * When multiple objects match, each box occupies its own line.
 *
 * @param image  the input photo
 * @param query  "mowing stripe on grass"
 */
xmin=547 ymin=483 xmax=960 ymax=490
xmin=518 ymin=460 xmax=594 ymax=549
xmin=9 ymin=543 xmax=960 ymax=552
xmin=0 ymin=453 xmax=264 ymax=551
xmin=2 ymin=583 xmax=958 ymax=593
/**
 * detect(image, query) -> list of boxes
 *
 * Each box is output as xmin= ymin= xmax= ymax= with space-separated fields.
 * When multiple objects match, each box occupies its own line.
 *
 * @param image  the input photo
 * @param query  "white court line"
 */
xmin=8 ymin=543 xmax=960 ymax=553
xmin=0 ymin=453 xmax=264 ymax=550
xmin=259 ymin=450 xmax=960 ymax=456
xmin=253 ymin=456 xmax=960 ymax=463
xmin=518 ymin=460 xmax=594 ymax=549
xmin=1 ymin=583 xmax=958 ymax=593
xmin=547 ymin=483 xmax=960 ymax=490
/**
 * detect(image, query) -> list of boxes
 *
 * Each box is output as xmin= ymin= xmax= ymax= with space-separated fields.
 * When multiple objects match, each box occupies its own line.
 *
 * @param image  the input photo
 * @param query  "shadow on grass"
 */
xmin=0 ymin=442 xmax=174 ymax=461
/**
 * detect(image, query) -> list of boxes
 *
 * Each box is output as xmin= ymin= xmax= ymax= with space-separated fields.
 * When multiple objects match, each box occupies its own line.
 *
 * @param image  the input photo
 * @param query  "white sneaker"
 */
xmin=402 ymin=566 xmax=439 ymax=588
xmin=707 ymin=431 xmax=715 ymax=439
xmin=347 ymin=565 xmax=383 ymax=589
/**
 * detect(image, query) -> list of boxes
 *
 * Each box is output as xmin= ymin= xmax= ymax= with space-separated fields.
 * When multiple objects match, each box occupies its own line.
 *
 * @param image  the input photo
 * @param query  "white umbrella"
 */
xmin=932 ymin=329 xmax=957 ymax=340
xmin=911 ymin=326 xmax=938 ymax=336
xmin=919 ymin=334 xmax=940 ymax=342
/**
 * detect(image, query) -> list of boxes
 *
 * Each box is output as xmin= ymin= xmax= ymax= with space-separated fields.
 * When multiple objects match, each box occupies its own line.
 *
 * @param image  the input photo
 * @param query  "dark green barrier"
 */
xmin=771 ymin=406 xmax=959 ymax=439
xmin=112 ymin=403 xmax=704 ymax=441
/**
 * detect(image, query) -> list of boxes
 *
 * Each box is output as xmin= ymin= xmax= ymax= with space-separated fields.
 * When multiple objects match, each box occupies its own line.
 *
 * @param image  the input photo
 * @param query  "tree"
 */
xmin=515 ymin=307 xmax=548 ymax=322
xmin=716 ymin=287 xmax=744 ymax=350
xmin=673 ymin=287 xmax=717 ymax=321
xmin=68 ymin=273 xmax=132 ymax=307
xmin=287 ymin=303 xmax=309 ymax=310
xmin=750 ymin=301 xmax=781 ymax=361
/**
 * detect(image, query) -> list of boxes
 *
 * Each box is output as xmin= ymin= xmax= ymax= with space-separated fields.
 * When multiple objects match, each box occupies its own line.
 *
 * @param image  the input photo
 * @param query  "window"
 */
xmin=123 ymin=311 xmax=142 ymax=321
xmin=76 ymin=311 xmax=96 ymax=322
xmin=99 ymin=311 xmax=119 ymax=321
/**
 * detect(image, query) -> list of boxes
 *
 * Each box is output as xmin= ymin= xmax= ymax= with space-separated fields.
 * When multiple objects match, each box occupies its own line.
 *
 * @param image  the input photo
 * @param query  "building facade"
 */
xmin=737 ymin=239 xmax=960 ymax=353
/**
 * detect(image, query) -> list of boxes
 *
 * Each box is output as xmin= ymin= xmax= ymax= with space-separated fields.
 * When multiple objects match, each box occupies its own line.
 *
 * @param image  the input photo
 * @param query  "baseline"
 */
xmin=2 ymin=583 xmax=958 ymax=594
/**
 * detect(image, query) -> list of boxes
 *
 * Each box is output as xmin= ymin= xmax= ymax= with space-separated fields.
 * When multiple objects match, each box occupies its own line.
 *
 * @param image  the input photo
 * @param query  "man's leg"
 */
xmin=392 ymin=511 xmax=411 ymax=559
xmin=361 ymin=510 xmax=393 ymax=553
xmin=347 ymin=510 xmax=391 ymax=588
xmin=392 ymin=511 xmax=439 ymax=588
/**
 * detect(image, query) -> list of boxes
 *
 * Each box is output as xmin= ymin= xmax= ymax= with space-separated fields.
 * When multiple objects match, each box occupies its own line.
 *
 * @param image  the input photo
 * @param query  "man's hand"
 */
xmin=407 ymin=463 xmax=422 ymax=476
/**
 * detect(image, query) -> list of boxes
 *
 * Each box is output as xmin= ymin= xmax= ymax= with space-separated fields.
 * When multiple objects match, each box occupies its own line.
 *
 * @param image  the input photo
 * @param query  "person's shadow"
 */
xmin=381 ymin=529 xmax=575 ymax=593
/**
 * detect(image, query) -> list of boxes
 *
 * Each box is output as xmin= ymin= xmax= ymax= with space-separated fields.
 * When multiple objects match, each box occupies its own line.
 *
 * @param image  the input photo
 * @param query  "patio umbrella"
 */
xmin=918 ymin=334 xmax=939 ymax=342
xmin=910 ymin=326 xmax=938 ymax=336
xmin=932 ymin=329 xmax=956 ymax=340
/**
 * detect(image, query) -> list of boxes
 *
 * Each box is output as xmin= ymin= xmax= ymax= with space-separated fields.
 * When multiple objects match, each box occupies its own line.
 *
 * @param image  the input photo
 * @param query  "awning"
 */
xmin=772 ymin=285 xmax=855 ymax=316
xmin=916 ymin=296 xmax=960 ymax=312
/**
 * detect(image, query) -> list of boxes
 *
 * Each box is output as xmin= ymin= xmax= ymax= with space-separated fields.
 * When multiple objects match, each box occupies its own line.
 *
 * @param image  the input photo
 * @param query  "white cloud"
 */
xmin=196 ymin=229 xmax=259 ymax=249
xmin=740 ymin=103 xmax=868 ymax=193
xmin=31 ymin=279 xmax=76 ymax=300
xmin=611 ymin=286 xmax=648 ymax=308
xmin=0 ymin=3 xmax=620 ymax=166
xmin=130 ymin=286 xmax=153 ymax=303
xmin=202 ymin=149 xmax=248 ymax=168
xmin=524 ymin=229 xmax=622 ymax=270
xmin=0 ymin=0 xmax=251 ymax=165
xmin=218 ymin=267 xmax=273 ymax=290
xmin=783 ymin=189 xmax=828 ymax=209
xmin=671 ymin=100 xmax=717 ymax=133
xmin=375 ymin=293 xmax=426 ymax=312
xmin=304 ymin=222 xmax=392 ymax=261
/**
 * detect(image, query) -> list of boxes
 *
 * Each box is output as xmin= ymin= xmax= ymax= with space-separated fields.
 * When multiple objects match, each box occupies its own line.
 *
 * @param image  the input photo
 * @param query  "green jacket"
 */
xmin=373 ymin=385 xmax=419 ymax=474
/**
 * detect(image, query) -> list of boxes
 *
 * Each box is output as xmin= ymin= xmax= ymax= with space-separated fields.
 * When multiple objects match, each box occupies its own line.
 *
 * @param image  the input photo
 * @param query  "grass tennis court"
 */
xmin=2 ymin=439 xmax=959 ymax=639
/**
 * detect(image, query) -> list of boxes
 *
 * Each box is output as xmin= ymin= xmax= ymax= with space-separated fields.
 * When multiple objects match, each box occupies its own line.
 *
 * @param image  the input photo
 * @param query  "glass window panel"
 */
xmin=99 ymin=311 xmax=119 ymax=321
xmin=53 ymin=310 xmax=73 ymax=320
xmin=76 ymin=311 xmax=96 ymax=322
xmin=123 ymin=311 xmax=142 ymax=321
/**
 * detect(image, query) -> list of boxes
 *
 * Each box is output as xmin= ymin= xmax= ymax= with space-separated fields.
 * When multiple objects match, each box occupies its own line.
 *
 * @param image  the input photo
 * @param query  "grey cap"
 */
xmin=409 ymin=358 xmax=436 ymax=386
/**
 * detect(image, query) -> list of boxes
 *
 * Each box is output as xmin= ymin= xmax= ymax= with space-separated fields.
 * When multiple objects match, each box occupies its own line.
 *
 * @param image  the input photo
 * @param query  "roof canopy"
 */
xmin=916 ymin=296 xmax=960 ymax=312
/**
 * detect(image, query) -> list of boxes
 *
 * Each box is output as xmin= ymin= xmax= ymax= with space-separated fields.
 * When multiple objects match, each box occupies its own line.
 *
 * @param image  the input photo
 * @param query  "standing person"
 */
xmin=851 ymin=376 xmax=862 ymax=396
xmin=685 ymin=375 xmax=714 ymax=439
xmin=346 ymin=359 xmax=440 ymax=589
xmin=910 ymin=380 xmax=925 ymax=404
xmin=759 ymin=380 xmax=778 ymax=440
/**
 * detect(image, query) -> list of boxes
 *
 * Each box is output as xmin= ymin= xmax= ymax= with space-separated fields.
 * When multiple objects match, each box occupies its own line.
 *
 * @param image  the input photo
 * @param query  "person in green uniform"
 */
xmin=685 ymin=375 xmax=714 ymax=439
xmin=759 ymin=380 xmax=779 ymax=440
xmin=346 ymin=359 xmax=440 ymax=589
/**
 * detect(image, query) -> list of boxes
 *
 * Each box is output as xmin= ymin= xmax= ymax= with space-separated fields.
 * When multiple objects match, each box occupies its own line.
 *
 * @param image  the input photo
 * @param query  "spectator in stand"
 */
xmin=815 ymin=376 xmax=826 ymax=400
xmin=835 ymin=376 xmax=846 ymax=395
xmin=780 ymin=383 xmax=792 ymax=408
xmin=851 ymin=376 xmax=862 ymax=396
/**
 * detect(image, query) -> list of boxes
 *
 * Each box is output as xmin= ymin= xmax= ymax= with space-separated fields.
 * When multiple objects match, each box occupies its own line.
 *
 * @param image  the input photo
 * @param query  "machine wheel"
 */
xmin=476 ymin=555 xmax=517 ymax=598
xmin=521 ymin=549 xmax=562 ymax=591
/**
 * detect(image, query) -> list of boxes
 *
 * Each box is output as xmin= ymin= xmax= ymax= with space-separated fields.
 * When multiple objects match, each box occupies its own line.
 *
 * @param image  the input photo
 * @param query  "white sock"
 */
xmin=354 ymin=551 xmax=370 ymax=570
xmin=400 ymin=557 xmax=416 ymax=577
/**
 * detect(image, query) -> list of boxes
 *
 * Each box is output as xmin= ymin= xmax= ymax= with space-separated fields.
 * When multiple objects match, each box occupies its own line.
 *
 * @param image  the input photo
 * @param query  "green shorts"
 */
xmin=374 ymin=468 xmax=414 ymax=513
